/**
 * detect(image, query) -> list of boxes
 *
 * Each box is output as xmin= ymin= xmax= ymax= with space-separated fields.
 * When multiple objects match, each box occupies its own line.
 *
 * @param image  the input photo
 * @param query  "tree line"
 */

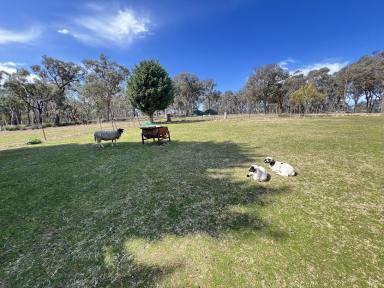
xmin=0 ymin=51 xmax=383 ymax=129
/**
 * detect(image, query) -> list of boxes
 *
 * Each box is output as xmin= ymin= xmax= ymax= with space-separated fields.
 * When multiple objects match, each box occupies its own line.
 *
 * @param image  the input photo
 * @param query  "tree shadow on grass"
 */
xmin=0 ymin=140 xmax=291 ymax=287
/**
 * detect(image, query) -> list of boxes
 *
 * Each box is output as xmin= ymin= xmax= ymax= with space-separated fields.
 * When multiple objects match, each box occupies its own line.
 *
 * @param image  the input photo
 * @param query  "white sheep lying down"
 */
xmin=247 ymin=164 xmax=269 ymax=182
xmin=94 ymin=128 xmax=124 ymax=147
xmin=264 ymin=156 xmax=296 ymax=177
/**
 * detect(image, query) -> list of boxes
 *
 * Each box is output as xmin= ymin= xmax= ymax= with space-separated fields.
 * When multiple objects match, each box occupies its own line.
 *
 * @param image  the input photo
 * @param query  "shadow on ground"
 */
xmin=0 ymin=140 xmax=290 ymax=287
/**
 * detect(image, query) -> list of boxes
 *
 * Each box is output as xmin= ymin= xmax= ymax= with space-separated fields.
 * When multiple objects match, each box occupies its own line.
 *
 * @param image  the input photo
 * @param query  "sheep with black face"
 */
xmin=94 ymin=128 xmax=124 ymax=148
xmin=247 ymin=164 xmax=269 ymax=182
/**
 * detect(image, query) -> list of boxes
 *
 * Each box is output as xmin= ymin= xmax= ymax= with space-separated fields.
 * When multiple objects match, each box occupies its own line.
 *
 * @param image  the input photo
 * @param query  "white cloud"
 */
xmin=0 ymin=61 xmax=22 ymax=67
xmin=26 ymin=74 xmax=39 ymax=83
xmin=59 ymin=8 xmax=150 ymax=46
xmin=295 ymin=61 xmax=349 ymax=75
xmin=0 ymin=62 xmax=19 ymax=84
xmin=57 ymin=28 xmax=70 ymax=34
xmin=278 ymin=58 xmax=348 ymax=75
xmin=0 ymin=62 xmax=38 ymax=84
xmin=0 ymin=26 xmax=41 ymax=44
xmin=0 ymin=62 xmax=19 ymax=75
xmin=278 ymin=58 xmax=296 ymax=69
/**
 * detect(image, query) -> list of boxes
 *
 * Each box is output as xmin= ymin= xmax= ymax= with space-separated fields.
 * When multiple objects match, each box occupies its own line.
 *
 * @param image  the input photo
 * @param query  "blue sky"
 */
xmin=0 ymin=0 xmax=383 ymax=91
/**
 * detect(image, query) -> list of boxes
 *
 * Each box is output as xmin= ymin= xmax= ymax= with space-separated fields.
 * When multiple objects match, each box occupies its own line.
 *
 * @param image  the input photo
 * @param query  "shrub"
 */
xmin=5 ymin=125 xmax=27 ymax=131
xmin=26 ymin=138 xmax=42 ymax=145
xmin=193 ymin=109 xmax=205 ymax=116
xmin=204 ymin=109 xmax=218 ymax=115
xmin=43 ymin=123 xmax=53 ymax=128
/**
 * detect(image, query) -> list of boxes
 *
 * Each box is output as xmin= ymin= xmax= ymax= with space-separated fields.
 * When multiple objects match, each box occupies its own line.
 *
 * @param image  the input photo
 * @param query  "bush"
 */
xmin=31 ymin=124 xmax=50 ymax=130
xmin=5 ymin=125 xmax=27 ymax=131
xmin=43 ymin=123 xmax=53 ymax=128
xmin=26 ymin=138 xmax=42 ymax=145
xmin=204 ymin=109 xmax=218 ymax=115
xmin=57 ymin=121 xmax=83 ymax=127
xmin=193 ymin=109 xmax=205 ymax=116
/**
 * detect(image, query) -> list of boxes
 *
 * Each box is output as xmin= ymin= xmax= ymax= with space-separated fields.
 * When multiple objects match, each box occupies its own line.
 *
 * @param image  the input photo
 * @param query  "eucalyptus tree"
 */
xmin=81 ymin=76 xmax=109 ymax=122
xmin=0 ymin=86 xmax=24 ymax=125
xmin=374 ymin=51 xmax=384 ymax=111
xmin=83 ymin=54 xmax=129 ymax=121
xmin=219 ymin=90 xmax=234 ymax=114
xmin=283 ymin=73 xmax=306 ymax=112
xmin=307 ymin=67 xmax=341 ymax=112
xmin=31 ymin=56 xmax=84 ymax=125
xmin=202 ymin=79 xmax=221 ymax=111
xmin=245 ymin=64 xmax=289 ymax=113
xmin=219 ymin=90 xmax=247 ymax=114
xmin=343 ymin=53 xmax=384 ymax=112
xmin=334 ymin=67 xmax=354 ymax=111
xmin=290 ymin=83 xmax=325 ymax=114
xmin=172 ymin=72 xmax=205 ymax=116
xmin=3 ymin=69 xmax=54 ymax=129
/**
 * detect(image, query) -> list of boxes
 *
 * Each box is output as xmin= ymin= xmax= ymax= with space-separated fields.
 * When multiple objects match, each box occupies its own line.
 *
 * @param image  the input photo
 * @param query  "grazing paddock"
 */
xmin=0 ymin=115 xmax=383 ymax=287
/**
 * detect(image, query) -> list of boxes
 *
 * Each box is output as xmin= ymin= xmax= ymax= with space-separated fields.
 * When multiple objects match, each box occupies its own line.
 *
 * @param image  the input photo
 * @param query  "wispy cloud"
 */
xmin=57 ymin=28 xmax=70 ymax=35
xmin=278 ymin=58 xmax=296 ymax=69
xmin=0 ymin=27 xmax=41 ymax=44
xmin=58 ymin=7 xmax=150 ymax=46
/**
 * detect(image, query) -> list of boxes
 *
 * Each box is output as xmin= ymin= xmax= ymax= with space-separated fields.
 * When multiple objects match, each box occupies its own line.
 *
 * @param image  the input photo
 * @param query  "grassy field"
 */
xmin=0 ymin=115 xmax=383 ymax=287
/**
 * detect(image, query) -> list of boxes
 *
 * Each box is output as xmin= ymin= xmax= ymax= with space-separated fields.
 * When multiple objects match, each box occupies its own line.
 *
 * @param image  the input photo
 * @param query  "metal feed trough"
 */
xmin=140 ymin=125 xmax=171 ymax=144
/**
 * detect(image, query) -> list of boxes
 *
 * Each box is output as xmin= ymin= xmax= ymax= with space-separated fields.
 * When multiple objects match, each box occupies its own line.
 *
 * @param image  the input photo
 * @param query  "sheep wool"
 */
xmin=94 ymin=128 xmax=124 ymax=147
xmin=264 ymin=156 xmax=296 ymax=177
xmin=247 ymin=165 xmax=269 ymax=182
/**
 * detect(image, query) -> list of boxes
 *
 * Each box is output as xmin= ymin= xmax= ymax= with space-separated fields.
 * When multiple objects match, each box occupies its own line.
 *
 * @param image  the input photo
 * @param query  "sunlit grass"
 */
xmin=0 ymin=115 xmax=383 ymax=287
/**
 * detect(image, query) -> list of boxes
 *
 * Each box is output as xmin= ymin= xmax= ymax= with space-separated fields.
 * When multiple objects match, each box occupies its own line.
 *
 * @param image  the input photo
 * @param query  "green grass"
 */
xmin=0 ymin=115 xmax=383 ymax=287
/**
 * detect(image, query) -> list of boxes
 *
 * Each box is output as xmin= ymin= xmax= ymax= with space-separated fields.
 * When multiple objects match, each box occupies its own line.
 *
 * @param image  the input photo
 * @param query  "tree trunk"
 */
xmin=353 ymin=100 xmax=357 ymax=112
xmin=10 ymin=111 xmax=14 ymax=125
xmin=263 ymin=100 xmax=267 ymax=114
xmin=15 ymin=111 xmax=20 ymax=125
xmin=54 ymin=92 xmax=66 ymax=126
xmin=365 ymin=92 xmax=370 ymax=113
xmin=149 ymin=114 xmax=154 ymax=123
xmin=38 ymin=109 xmax=43 ymax=126
xmin=277 ymin=100 xmax=283 ymax=114
xmin=27 ymin=109 xmax=31 ymax=125
xmin=10 ymin=109 xmax=17 ymax=125
xmin=106 ymin=101 xmax=111 ymax=121
xmin=54 ymin=114 xmax=60 ymax=126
